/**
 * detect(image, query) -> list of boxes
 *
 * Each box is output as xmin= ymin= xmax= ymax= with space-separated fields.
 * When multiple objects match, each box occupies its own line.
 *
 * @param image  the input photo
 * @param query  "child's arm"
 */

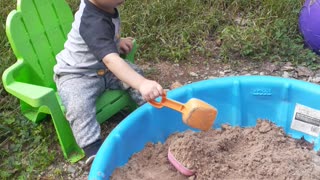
xmin=102 ymin=53 xmax=163 ymax=101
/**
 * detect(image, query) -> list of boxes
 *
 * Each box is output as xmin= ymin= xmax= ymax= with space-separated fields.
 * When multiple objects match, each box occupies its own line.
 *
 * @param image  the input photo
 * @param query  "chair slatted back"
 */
xmin=6 ymin=0 xmax=73 ymax=88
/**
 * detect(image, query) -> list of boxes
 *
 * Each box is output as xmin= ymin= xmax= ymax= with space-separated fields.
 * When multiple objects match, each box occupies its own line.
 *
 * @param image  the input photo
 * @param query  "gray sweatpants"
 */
xmin=54 ymin=62 xmax=145 ymax=148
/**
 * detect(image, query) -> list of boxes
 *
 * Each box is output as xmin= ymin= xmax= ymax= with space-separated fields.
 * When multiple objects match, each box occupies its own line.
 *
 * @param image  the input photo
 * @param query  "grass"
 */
xmin=120 ymin=0 xmax=320 ymax=64
xmin=1 ymin=0 xmax=320 ymax=179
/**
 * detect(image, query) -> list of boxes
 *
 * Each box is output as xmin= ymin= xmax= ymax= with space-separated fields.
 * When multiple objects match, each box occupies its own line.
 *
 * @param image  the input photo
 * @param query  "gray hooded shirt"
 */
xmin=54 ymin=0 xmax=121 ymax=76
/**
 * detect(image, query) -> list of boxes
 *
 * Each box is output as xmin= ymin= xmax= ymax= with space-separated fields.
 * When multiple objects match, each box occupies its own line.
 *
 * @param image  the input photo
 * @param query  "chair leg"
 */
xmin=48 ymin=97 xmax=85 ymax=163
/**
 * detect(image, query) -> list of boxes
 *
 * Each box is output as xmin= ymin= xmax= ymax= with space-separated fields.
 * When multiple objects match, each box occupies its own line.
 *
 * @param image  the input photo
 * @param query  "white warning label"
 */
xmin=291 ymin=104 xmax=320 ymax=137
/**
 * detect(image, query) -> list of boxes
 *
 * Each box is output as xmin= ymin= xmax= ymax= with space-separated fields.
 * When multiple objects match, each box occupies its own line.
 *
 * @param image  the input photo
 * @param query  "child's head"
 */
xmin=90 ymin=0 xmax=125 ymax=13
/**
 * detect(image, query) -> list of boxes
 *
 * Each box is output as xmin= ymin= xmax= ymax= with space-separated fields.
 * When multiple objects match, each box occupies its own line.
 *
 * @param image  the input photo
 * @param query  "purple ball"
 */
xmin=299 ymin=0 xmax=320 ymax=55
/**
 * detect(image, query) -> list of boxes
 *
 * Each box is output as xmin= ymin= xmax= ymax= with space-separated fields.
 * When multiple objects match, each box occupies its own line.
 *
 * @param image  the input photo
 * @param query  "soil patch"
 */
xmin=111 ymin=120 xmax=320 ymax=180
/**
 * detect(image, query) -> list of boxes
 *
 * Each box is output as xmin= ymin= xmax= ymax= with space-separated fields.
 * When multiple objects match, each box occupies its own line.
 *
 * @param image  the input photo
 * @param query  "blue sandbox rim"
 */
xmin=89 ymin=75 xmax=320 ymax=179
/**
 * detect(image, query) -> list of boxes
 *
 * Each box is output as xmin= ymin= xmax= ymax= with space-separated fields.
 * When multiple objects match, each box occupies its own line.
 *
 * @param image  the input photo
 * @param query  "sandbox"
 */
xmin=89 ymin=76 xmax=320 ymax=179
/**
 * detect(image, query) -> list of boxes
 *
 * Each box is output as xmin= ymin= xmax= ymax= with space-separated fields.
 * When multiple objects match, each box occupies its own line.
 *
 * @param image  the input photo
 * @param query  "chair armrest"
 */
xmin=2 ymin=60 xmax=55 ymax=107
xmin=121 ymin=39 xmax=138 ymax=63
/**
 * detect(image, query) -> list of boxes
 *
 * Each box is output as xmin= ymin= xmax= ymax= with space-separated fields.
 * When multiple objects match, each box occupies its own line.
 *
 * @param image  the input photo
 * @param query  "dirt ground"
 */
xmin=111 ymin=120 xmax=320 ymax=180
xmin=39 ymin=40 xmax=320 ymax=179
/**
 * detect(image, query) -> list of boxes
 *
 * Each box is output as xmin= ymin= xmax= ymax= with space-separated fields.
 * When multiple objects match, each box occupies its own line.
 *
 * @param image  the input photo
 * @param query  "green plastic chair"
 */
xmin=3 ymin=0 xmax=138 ymax=163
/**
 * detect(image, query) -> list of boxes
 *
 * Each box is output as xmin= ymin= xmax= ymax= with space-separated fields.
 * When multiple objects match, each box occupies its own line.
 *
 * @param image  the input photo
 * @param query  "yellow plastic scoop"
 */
xmin=148 ymin=91 xmax=217 ymax=131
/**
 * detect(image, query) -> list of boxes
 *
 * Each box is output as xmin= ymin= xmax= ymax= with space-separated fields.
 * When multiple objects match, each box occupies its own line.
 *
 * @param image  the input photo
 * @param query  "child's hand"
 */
xmin=119 ymin=37 xmax=134 ymax=54
xmin=138 ymin=79 xmax=163 ymax=101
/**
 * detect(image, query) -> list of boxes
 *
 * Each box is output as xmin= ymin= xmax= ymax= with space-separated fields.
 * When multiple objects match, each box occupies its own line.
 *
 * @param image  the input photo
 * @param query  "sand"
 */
xmin=111 ymin=120 xmax=320 ymax=180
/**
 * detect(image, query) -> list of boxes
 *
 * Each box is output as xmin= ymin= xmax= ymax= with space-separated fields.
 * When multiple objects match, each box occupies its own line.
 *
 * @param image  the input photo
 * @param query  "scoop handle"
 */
xmin=148 ymin=91 xmax=185 ymax=113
